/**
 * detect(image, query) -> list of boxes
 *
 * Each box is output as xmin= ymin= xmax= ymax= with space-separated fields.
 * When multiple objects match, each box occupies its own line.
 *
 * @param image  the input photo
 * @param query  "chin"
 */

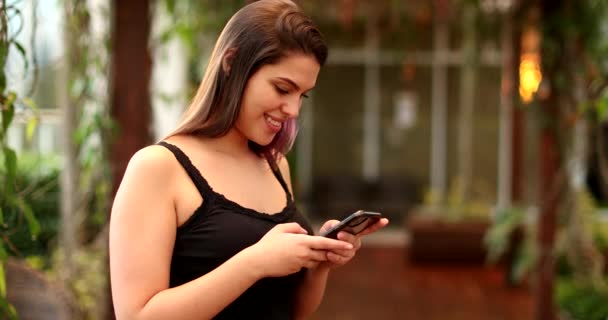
xmin=250 ymin=136 xmax=274 ymax=147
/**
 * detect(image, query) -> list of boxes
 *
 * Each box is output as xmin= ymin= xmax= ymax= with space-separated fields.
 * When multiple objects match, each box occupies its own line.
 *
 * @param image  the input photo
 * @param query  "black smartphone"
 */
xmin=320 ymin=210 xmax=383 ymax=239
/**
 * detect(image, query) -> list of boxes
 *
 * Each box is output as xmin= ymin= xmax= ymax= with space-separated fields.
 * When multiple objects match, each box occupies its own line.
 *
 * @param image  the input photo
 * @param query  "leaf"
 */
xmin=12 ymin=197 xmax=40 ymax=237
xmin=597 ymin=98 xmax=608 ymax=121
xmin=0 ymin=206 xmax=3 ymax=226
xmin=22 ymin=97 xmax=39 ymax=111
xmin=165 ymin=0 xmax=177 ymax=15
xmin=0 ymin=41 xmax=7 ymax=68
xmin=0 ymin=297 xmax=17 ymax=320
xmin=26 ymin=116 xmax=38 ymax=142
xmin=0 ymin=72 xmax=5 ymax=93
xmin=11 ymin=40 xmax=29 ymax=72
xmin=1 ymin=92 xmax=16 ymax=133
xmin=3 ymin=147 xmax=16 ymax=194
xmin=0 ymin=259 xmax=5 ymax=298
xmin=0 ymin=243 xmax=6 ymax=261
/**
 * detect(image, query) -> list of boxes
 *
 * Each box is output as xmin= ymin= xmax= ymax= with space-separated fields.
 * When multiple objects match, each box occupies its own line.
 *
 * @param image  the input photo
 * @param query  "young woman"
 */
xmin=109 ymin=1 xmax=389 ymax=319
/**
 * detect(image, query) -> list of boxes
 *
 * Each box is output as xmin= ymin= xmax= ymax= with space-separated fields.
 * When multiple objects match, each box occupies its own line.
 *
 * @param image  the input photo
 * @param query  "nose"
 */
xmin=281 ymin=97 xmax=301 ymax=118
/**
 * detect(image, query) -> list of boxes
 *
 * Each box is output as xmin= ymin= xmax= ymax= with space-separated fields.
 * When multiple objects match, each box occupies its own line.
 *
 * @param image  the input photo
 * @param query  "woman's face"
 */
xmin=235 ymin=53 xmax=320 ymax=146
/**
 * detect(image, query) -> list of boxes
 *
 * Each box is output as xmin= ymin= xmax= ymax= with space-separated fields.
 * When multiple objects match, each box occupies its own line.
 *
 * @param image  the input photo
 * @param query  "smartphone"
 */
xmin=320 ymin=210 xmax=383 ymax=239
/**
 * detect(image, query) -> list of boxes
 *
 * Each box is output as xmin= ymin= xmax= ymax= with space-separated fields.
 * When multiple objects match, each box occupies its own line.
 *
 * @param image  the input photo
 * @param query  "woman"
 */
xmin=109 ymin=1 xmax=389 ymax=319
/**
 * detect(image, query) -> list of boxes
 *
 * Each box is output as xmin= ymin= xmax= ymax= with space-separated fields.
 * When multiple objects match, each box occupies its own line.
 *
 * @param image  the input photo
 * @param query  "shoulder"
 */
xmin=111 ymin=144 xmax=181 ymax=223
xmin=120 ymin=144 xmax=180 ymax=190
xmin=127 ymin=145 xmax=178 ymax=176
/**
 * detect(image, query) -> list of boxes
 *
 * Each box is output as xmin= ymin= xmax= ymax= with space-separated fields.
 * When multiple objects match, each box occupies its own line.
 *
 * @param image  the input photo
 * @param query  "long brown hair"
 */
xmin=168 ymin=0 xmax=327 ymax=164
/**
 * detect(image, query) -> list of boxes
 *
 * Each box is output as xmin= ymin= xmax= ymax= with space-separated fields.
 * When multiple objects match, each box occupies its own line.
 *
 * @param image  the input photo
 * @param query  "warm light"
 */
xmin=519 ymin=53 xmax=542 ymax=103
xmin=519 ymin=27 xmax=542 ymax=104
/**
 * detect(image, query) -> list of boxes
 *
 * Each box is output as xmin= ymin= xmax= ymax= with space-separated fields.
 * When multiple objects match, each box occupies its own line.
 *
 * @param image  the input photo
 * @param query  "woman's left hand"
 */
xmin=317 ymin=218 xmax=389 ymax=269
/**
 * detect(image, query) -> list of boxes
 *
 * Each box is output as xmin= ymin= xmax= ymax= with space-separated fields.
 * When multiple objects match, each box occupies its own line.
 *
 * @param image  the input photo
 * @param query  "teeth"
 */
xmin=265 ymin=115 xmax=281 ymax=127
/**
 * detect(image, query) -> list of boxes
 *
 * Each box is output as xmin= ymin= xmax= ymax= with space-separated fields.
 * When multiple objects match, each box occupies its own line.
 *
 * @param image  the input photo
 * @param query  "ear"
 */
xmin=222 ymin=48 xmax=237 ymax=75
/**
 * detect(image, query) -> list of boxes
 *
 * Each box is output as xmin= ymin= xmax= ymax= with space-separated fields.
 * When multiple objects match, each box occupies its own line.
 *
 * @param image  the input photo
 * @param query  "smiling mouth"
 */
xmin=264 ymin=114 xmax=283 ymax=130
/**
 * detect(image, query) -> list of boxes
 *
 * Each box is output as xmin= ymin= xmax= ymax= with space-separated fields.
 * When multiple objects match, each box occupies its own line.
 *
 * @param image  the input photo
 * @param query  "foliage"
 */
xmin=0 ymin=0 xmax=40 ymax=318
xmin=1 ymin=0 xmax=113 ymax=318
xmin=45 ymin=246 xmax=106 ymax=319
xmin=556 ymin=191 xmax=606 ymax=288
xmin=484 ymin=207 xmax=537 ymax=283
xmin=556 ymin=277 xmax=608 ymax=320
xmin=64 ymin=0 xmax=115 ymax=239
xmin=529 ymin=3 xmax=608 ymax=313
xmin=59 ymin=1 xmax=114 ymax=318
xmin=0 ymin=153 xmax=60 ymax=263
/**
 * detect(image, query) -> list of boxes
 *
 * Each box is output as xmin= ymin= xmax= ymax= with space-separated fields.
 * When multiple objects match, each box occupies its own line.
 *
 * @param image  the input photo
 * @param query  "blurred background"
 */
xmin=1 ymin=0 xmax=608 ymax=319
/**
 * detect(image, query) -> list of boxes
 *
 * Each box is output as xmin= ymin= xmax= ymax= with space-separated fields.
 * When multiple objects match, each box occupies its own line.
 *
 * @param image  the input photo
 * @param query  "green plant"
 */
xmin=0 ymin=153 xmax=60 ymax=262
xmin=556 ymin=191 xmax=607 ymax=288
xmin=1 ymin=1 xmax=40 ymax=318
xmin=484 ymin=207 xmax=536 ymax=284
xmin=557 ymin=278 xmax=608 ymax=320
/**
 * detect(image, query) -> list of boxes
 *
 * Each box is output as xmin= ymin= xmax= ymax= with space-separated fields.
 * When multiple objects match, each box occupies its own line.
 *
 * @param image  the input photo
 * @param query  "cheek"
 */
xmin=234 ymin=100 xmax=261 ymax=133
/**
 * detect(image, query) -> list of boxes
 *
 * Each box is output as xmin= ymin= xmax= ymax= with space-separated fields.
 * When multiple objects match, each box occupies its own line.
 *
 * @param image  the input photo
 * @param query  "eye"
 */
xmin=275 ymin=85 xmax=289 ymax=95
xmin=301 ymin=93 xmax=309 ymax=99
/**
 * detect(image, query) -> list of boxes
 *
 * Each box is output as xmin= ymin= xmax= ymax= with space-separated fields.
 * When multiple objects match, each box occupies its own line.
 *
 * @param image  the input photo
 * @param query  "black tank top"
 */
xmin=158 ymin=141 xmax=314 ymax=320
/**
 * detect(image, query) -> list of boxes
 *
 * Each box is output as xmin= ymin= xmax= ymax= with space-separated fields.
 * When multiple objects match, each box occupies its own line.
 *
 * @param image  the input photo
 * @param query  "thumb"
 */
xmin=273 ymin=222 xmax=307 ymax=234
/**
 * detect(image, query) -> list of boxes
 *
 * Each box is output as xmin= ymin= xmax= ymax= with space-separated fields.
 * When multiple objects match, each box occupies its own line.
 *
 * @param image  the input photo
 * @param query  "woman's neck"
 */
xmin=200 ymin=128 xmax=252 ymax=159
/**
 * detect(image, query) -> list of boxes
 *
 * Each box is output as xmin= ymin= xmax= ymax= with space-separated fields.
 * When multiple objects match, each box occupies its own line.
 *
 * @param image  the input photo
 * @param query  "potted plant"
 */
xmin=406 ymin=177 xmax=494 ymax=264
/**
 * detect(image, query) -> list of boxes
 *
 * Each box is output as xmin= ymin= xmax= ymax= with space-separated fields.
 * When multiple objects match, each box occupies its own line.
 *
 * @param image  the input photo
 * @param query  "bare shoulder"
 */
xmin=126 ymin=145 xmax=178 ymax=178
xmin=112 ymin=145 xmax=180 ymax=214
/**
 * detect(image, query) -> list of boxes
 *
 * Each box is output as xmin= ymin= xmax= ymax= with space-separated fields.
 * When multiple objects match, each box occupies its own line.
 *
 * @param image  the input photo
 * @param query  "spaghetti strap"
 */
xmin=268 ymin=159 xmax=293 ymax=201
xmin=157 ymin=141 xmax=213 ymax=198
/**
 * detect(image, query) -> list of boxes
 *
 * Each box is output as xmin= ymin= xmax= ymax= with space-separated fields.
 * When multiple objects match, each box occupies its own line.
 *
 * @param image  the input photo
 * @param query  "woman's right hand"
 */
xmin=246 ymin=223 xmax=353 ymax=278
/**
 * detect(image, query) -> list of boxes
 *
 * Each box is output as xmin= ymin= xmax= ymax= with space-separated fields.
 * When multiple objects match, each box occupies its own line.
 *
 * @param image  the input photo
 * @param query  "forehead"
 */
xmin=256 ymin=53 xmax=320 ymax=88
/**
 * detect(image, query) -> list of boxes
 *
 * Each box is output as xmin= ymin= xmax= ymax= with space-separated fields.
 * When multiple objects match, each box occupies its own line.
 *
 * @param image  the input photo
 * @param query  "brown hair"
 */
xmin=168 ymin=0 xmax=327 ymax=164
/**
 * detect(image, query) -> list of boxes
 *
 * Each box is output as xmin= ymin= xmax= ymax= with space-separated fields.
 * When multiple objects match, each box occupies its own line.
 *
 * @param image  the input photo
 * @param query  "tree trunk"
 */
xmin=536 ymin=1 xmax=562 ymax=318
xmin=59 ymin=0 xmax=86 ymax=307
xmin=536 ymin=113 xmax=559 ymax=320
xmin=107 ymin=0 xmax=152 ymax=318
xmin=110 ymin=0 xmax=152 ymax=195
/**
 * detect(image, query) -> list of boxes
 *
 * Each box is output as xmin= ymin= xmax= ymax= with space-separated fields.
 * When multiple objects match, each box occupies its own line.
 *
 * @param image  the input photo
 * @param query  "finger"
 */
xmin=319 ymin=219 xmax=340 ymax=233
xmin=327 ymin=248 xmax=354 ymax=258
xmin=304 ymin=261 xmax=320 ymax=269
xmin=274 ymin=222 xmax=307 ymax=234
xmin=334 ymin=236 xmax=362 ymax=251
xmin=336 ymin=232 xmax=362 ymax=251
xmin=337 ymin=231 xmax=357 ymax=244
xmin=308 ymin=249 xmax=329 ymax=262
xmin=307 ymin=236 xmax=353 ymax=250
xmin=358 ymin=218 xmax=390 ymax=236
xmin=327 ymin=251 xmax=351 ymax=265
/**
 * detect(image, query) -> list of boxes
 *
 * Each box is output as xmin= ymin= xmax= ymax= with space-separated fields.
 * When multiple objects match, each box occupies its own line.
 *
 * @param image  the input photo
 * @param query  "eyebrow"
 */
xmin=276 ymin=77 xmax=314 ymax=92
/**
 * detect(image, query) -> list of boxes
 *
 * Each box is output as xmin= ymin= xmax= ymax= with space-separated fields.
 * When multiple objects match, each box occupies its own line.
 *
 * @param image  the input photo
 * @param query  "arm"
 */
xmin=292 ymin=266 xmax=331 ymax=319
xmin=109 ymin=146 xmax=263 ymax=320
xmin=276 ymin=157 xmax=330 ymax=318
